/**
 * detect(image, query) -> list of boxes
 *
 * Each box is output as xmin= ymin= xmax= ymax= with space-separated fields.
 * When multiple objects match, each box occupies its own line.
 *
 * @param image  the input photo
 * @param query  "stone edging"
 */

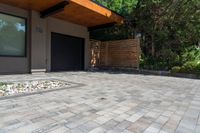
xmin=90 ymin=67 xmax=200 ymax=79
xmin=139 ymin=69 xmax=200 ymax=79
xmin=0 ymin=80 xmax=85 ymax=100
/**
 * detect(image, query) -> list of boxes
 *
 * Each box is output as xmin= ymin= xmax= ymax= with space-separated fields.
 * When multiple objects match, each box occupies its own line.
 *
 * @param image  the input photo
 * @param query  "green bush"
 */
xmin=140 ymin=46 xmax=200 ymax=72
xmin=160 ymin=49 xmax=181 ymax=67
xmin=179 ymin=61 xmax=200 ymax=74
xmin=181 ymin=46 xmax=200 ymax=64
xmin=171 ymin=66 xmax=181 ymax=73
xmin=169 ymin=46 xmax=200 ymax=75
xmin=140 ymin=49 xmax=180 ymax=71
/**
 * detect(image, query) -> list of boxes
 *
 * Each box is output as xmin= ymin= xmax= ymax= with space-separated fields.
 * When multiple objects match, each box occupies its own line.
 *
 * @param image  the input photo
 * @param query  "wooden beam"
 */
xmin=0 ymin=0 xmax=124 ymax=27
xmin=40 ymin=1 xmax=69 ymax=18
xmin=70 ymin=0 xmax=124 ymax=24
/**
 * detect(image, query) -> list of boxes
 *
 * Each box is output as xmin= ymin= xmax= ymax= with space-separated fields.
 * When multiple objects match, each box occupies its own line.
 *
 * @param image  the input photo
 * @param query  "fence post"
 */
xmin=136 ymin=38 xmax=141 ymax=69
xmin=105 ymin=42 xmax=109 ymax=66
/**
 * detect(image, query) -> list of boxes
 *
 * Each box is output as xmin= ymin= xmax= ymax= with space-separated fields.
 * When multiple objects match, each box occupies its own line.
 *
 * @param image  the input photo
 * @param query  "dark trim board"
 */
xmin=51 ymin=32 xmax=85 ymax=72
xmin=88 ymin=22 xmax=116 ymax=31
xmin=40 ymin=1 xmax=69 ymax=18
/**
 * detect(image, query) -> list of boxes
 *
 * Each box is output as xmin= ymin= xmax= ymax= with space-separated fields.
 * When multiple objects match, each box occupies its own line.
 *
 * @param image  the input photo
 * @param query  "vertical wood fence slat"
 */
xmin=90 ymin=39 xmax=140 ymax=69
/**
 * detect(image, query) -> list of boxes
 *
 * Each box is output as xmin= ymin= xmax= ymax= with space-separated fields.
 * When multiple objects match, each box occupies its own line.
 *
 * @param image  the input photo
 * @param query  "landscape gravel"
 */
xmin=0 ymin=80 xmax=70 ymax=96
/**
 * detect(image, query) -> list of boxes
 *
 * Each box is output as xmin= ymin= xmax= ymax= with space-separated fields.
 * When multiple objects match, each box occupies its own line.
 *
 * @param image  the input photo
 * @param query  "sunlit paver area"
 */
xmin=0 ymin=72 xmax=199 ymax=133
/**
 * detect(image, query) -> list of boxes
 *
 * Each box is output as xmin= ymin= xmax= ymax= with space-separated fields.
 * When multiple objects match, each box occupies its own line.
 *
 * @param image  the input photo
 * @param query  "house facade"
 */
xmin=0 ymin=0 xmax=123 ymax=74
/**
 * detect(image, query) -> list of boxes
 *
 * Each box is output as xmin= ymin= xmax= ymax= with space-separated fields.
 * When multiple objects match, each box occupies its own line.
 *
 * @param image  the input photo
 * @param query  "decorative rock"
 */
xmin=0 ymin=80 xmax=70 ymax=97
xmin=0 ymin=90 xmax=4 ymax=96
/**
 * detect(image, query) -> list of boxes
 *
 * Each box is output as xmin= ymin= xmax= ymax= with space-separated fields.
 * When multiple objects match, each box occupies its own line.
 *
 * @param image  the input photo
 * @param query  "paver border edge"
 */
xmin=0 ymin=79 xmax=86 ymax=100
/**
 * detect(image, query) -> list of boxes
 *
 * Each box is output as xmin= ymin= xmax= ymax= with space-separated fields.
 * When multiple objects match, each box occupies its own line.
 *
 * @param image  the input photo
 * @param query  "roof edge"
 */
xmin=70 ymin=0 xmax=124 ymax=25
xmin=91 ymin=0 xmax=124 ymax=19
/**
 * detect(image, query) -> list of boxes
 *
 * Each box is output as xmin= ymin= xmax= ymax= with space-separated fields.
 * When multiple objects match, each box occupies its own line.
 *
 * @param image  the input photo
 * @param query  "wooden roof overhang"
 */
xmin=0 ymin=0 xmax=124 ymax=29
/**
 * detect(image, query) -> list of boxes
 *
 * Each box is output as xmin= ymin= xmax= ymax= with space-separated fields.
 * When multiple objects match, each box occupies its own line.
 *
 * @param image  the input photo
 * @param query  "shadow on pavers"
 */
xmin=87 ymin=67 xmax=200 ymax=80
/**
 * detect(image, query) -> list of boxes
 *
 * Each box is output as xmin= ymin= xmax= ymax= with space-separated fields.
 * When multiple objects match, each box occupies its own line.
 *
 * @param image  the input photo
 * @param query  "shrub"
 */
xmin=140 ymin=46 xmax=200 ymax=72
xmin=171 ymin=66 xmax=181 ymax=73
xmin=139 ymin=55 xmax=145 ymax=68
xmin=181 ymin=46 xmax=200 ymax=64
xmin=160 ymin=49 xmax=181 ymax=67
xmin=170 ymin=46 xmax=200 ymax=75
xmin=195 ymin=62 xmax=200 ymax=74
xmin=179 ymin=61 xmax=200 ymax=74
xmin=140 ymin=49 xmax=180 ymax=71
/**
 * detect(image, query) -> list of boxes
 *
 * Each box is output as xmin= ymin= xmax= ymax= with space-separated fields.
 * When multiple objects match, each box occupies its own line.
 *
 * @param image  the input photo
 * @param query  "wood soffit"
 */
xmin=0 ymin=0 xmax=124 ymax=27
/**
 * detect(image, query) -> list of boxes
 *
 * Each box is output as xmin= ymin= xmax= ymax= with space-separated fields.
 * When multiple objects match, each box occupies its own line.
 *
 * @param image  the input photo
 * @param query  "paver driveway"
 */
xmin=0 ymin=72 xmax=200 ymax=133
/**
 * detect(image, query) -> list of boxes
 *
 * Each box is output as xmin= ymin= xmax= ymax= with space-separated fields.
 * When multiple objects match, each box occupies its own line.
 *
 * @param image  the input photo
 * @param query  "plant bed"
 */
xmin=139 ymin=69 xmax=200 ymax=79
xmin=170 ymin=72 xmax=200 ymax=79
xmin=0 ymin=79 xmax=74 ymax=97
xmin=92 ymin=68 xmax=200 ymax=79
xmin=139 ymin=69 xmax=170 ymax=76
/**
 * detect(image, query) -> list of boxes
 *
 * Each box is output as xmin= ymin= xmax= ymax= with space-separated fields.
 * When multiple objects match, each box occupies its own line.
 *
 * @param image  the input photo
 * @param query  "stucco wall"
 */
xmin=30 ymin=11 xmax=47 ymax=72
xmin=31 ymin=11 xmax=90 ymax=72
xmin=0 ymin=3 xmax=29 ymax=74
xmin=46 ymin=17 xmax=90 ymax=71
xmin=0 ymin=3 xmax=90 ymax=74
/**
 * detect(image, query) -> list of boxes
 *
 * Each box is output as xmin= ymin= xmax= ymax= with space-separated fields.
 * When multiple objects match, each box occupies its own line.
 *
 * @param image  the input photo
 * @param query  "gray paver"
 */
xmin=0 ymin=72 xmax=199 ymax=133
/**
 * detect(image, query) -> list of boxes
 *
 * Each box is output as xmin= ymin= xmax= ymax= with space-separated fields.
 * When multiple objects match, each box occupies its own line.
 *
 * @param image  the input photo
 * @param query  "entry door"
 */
xmin=51 ymin=33 xmax=84 ymax=71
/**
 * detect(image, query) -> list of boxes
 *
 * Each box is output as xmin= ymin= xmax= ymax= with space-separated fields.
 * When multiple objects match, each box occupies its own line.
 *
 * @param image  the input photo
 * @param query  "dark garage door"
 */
xmin=51 ymin=33 xmax=84 ymax=71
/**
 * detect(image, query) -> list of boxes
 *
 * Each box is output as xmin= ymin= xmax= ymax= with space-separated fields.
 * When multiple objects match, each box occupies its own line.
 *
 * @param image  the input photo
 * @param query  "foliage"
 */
xmin=134 ymin=0 xmax=200 ymax=53
xmin=141 ymin=46 xmax=200 ymax=72
xmin=169 ymin=46 xmax=200 ymax=74
xmin=93 ymin=0 xmax=138 ymax=16
xmin=171 ymin=66 xmax=181 ymax=74
xmin=140 ymin=49 xmax=180 ymax=70
xmin=140 ymin=56 xmax=168 ymax=70
xmin=179 ymin=61 xmax=200 ymax=74
xmin=91 ymin=0 xmax=138 ymax=41
xmin=181 ymin=46 xmax=200 ymax=64
xmin=92 ymin=0 xmax=200 ymax=72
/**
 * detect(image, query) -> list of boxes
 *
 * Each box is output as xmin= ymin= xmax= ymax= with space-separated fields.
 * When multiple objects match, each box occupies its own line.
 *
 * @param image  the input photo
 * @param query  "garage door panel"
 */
xmin=51 ymin=33 xmax=84 ymax=71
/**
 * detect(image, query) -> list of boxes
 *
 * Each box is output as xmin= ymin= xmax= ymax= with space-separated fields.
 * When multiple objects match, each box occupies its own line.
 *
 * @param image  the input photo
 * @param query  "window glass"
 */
xmin=0 ymin=13 xmax=26 ymax=57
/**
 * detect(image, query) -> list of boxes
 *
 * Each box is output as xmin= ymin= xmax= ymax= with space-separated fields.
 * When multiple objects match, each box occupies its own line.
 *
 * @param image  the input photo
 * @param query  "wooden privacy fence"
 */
xmin=90 ymin=39 xmax=141 ymax=69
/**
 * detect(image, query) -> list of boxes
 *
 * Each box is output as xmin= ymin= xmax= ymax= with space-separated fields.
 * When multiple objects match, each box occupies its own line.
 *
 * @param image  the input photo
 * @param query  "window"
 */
xmin=0 ymin=13 xmax=26 ymax=57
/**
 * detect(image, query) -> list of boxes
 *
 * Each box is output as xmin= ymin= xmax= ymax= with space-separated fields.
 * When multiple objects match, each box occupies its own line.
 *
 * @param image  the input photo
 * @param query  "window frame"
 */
xmin=0 ymin=12 xmax=27 ymax=58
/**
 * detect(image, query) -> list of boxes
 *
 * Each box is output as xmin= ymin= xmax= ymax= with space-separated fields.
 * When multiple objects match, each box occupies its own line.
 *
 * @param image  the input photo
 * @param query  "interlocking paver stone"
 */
xmin=0 ymin=72 xmax=199 ymax=133
xmin=78 ymin=121 xmax=99 ymax=132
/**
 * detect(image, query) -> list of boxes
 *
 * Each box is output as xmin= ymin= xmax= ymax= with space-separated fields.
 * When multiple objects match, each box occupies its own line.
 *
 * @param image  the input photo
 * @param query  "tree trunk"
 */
xmin=198 ymin=41 xmax=200 ymax=47
xmin=151 ymin=34 xmax=155 ymax=56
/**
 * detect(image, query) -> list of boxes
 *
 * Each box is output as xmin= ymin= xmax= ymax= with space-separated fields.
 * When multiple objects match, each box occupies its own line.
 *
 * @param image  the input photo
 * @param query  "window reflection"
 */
xmin=0 ymin=13 xmax=26 ymax=57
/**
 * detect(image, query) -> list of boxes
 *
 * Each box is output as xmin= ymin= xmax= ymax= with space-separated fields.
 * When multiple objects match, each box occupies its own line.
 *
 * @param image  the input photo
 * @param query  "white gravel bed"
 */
xmin=0 ymin=80 xmax=70 ymax=96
